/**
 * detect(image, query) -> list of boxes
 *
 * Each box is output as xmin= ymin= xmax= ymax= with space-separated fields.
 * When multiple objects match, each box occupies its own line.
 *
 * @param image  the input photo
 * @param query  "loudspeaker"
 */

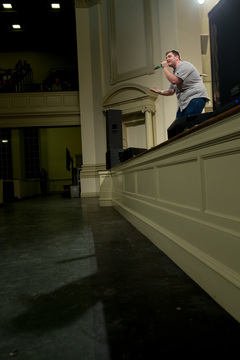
xmin=106 ymin=109 xmax=123 ymax=149
xmin=167 ymin=112 xmax=213 ymax=139
xmin=106 ymin=149 xmax=123 ymax=169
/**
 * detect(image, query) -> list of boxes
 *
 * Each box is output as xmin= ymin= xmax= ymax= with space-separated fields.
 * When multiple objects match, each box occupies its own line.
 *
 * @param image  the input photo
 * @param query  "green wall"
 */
xmin=11 ymin=126 xmax=82 ymax=193
xmin=40 ymin=126 xmax=82 ymax=192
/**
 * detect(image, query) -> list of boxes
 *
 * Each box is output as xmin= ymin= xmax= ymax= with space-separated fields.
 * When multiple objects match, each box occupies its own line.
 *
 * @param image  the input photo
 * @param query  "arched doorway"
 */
xmin=102 ymin=83 xmax=158 ymax=149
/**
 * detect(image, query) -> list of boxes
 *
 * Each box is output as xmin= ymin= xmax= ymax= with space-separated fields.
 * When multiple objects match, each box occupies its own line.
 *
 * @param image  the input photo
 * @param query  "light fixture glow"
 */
xmin=2 ymin=140 xmax=9 ymax=143
xmin=198 ymin=0 xmax=206 ymax=4
xmin=2 ymin=3 xmax=12 ymax=8
xmin=51 ymin=3 xmax=60 ymax=9
xmin=12 ymin=24 xmax=21 ymax=29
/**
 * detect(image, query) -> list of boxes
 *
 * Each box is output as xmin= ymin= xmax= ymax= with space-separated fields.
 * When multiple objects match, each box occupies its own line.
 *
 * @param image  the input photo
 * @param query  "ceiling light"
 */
xmin=51 ymin=3 xmax=60 ymax=9
xmin=2 ymin=3 xmax=12 ymax=8
xmin=12 ymin=24 xmax=21 ymax=29
xmin=2 ymin=140 xmax=9 ymax=143
xmin=198 ymin=0 xmax=206 ymax=4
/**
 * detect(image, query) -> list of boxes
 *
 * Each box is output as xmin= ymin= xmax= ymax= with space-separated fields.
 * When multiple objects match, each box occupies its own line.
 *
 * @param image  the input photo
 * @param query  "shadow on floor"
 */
xmin=0 ymin=196 xmax=239 ymax=359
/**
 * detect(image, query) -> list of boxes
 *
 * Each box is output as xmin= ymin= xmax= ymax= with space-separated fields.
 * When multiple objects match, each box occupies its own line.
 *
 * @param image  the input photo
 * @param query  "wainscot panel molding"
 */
xmin=99 ymin=106 xmax=240 ymax=322
xmin=108 ymin=0 xmax=154 ymax=84
xmin=0 ymin=92 xmax=80 ymax=127
xmin=80 ymin=163 xmax=106 ymax=198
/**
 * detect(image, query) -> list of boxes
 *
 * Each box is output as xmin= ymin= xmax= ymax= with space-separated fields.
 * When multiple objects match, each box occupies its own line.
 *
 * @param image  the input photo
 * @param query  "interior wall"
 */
xmin=126 ymin=122 xmax=147 ymax=149
xmin=40 ymin=127 xmax=82 ymax=188
xmin=176 ymin=0 xmax=202 ymax=69
xmin=10 ymin=126 xmax=82 ymax=194
xmin=155 ymin=0 xmax=179 ymax=141
xmin=100 ymin=0 xmax=207 ymax=144
xmin=0 ymin=0 xmax=221 ymax=198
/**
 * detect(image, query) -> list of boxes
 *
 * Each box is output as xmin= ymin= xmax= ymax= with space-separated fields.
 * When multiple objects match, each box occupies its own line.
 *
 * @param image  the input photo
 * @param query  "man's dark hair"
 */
xmin=166 ymin=50 xmax=181 ymax=60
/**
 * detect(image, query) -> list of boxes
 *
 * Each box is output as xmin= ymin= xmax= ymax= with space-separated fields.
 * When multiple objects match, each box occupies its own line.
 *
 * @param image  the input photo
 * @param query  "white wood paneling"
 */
xmin=0 ymin=92 xmax=80 ymax=127
xmin=108 ymin=0 xmax=153 ymax=83
xmin=99 ymin=108 xmax=240 ymax=322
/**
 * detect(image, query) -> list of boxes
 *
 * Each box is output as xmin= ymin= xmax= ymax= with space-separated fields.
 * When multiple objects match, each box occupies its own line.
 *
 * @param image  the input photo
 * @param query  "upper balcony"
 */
xmin=0 ymin=91 xmax=80 ymax=128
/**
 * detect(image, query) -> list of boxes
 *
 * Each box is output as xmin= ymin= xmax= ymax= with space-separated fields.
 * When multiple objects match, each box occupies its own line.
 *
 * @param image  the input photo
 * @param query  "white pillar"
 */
xmin=152 ymin=110 xmax=157 ymax=147
xmin=144 ymin=108 xmax=154 ymax=149
xmin=75 ymin=2 xmax=106 ymax=197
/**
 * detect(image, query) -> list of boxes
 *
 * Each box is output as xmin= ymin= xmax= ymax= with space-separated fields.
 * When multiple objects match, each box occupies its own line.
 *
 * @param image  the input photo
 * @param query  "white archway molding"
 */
xmin=102 ymin=83 xmax=158 ymax=149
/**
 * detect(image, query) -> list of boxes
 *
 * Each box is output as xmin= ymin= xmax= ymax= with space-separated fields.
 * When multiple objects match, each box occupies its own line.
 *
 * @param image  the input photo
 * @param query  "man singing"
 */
xmin=150 ymin=50 xmax=209 ymax=118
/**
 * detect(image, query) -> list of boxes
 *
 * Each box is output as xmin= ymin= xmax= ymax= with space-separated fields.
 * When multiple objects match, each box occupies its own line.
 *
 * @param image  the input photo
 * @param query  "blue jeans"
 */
xmin=176 ymin=98 xmax=206 ymax=118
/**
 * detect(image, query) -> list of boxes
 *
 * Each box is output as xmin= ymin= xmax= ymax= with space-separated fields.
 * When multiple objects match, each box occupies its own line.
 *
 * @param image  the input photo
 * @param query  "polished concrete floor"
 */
xmin=0 ymin=195 xmax=239 ymax=360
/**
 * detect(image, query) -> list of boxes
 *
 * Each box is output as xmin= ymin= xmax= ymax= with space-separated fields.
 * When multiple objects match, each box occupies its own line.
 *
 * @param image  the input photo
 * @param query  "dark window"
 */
xmin=24 ymin=128 xmax=40 ymax=179
xmin=0 ymin=129 xmax=12 ymax=180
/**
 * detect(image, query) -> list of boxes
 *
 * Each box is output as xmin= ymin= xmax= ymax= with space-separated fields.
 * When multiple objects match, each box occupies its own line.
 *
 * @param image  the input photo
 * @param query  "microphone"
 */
xmin=154 ymin=65 xmax=162 ymax=70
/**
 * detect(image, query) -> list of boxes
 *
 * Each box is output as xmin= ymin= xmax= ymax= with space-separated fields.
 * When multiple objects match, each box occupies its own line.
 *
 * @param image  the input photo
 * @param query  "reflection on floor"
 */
xmin=0 ymin=195 xmax=239 ymax=359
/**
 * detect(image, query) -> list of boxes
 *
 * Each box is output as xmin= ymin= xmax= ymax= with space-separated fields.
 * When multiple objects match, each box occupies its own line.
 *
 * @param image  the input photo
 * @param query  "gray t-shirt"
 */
xmin=169 ymin=61 xmax=209 ymax=111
